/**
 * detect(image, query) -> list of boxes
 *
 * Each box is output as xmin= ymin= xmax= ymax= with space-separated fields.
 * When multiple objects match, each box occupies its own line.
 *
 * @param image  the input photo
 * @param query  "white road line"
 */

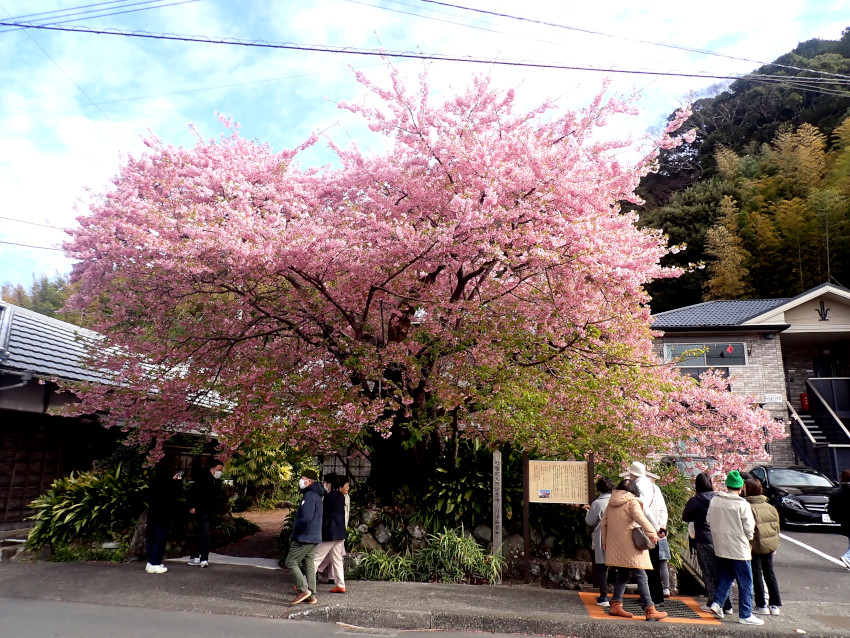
xmin=779 ymin=533 xmax=846 ymax=567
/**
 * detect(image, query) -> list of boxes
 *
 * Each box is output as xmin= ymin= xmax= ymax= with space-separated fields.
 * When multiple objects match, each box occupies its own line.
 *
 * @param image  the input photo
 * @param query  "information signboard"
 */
xmin=527 ymin=460 xmax=590 ymax=504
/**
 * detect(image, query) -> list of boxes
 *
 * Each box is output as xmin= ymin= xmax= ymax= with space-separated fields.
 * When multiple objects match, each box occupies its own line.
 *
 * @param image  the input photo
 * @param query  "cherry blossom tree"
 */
xmin=65 ymin=69 xmax=783 ymax=474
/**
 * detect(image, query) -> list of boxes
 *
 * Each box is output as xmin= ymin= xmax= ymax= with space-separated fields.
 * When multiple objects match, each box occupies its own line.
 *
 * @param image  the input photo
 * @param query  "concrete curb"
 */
xmin=284 ymin=604 xmax=843 ymax=638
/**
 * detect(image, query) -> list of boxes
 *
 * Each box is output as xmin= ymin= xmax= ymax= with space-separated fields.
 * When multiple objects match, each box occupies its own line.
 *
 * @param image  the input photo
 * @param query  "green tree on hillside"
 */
xmin=1 ymin=273 xmax=86 ymax=326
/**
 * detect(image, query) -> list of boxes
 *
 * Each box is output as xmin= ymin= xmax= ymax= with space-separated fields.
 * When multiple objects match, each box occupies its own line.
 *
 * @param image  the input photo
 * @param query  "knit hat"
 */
xmin=301 ymin=468 xmax=319 ymax=481
xmin=725 ymin=470 xmax=744 ymax=489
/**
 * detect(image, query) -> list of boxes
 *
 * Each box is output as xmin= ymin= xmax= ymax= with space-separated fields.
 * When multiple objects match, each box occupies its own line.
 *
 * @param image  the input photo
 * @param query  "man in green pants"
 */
xmin=285 ymin=468 xmax=325 ymax=605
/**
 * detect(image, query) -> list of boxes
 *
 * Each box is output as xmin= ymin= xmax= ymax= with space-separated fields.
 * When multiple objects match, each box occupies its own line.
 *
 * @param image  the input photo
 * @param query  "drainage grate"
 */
xmin=611 ymin=599 xmax=702 ymax=619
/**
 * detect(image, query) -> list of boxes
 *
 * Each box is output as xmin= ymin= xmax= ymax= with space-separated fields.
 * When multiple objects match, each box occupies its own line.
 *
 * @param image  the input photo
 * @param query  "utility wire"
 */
xmin=0 ymin=239 xmax=63 ymax=251
xmin=0 ymin=8 xmax=134 ymax=145
xmin=3 ymin=20 xmax=849 ymax=97
xmin=6 ymin=0 xmax=178 ymax=21
xmin=418 ymin=0 xmax=850 ymax=83
xmin=0 ymin=0 xmax=199 ymax=33
xmin=0 ymin=216 xmax=63 ymax=229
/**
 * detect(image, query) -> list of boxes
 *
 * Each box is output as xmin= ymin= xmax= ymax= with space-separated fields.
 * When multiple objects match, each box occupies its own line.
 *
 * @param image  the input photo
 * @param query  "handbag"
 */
xmin=632 ymin=525 xmax=657 ymax=551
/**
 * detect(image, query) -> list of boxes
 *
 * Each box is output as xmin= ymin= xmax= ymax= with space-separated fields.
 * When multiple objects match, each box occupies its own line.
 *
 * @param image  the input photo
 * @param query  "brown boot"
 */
xmin=644 ymin=605 xmax=668 ymax=621
xmin=609 ymin=602 xmax=634 ymax=618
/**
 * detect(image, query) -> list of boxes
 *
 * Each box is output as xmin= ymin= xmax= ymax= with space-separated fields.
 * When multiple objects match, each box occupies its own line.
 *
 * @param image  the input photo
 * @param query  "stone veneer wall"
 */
xmin=653 ymin=333 xmax=792 ymax=466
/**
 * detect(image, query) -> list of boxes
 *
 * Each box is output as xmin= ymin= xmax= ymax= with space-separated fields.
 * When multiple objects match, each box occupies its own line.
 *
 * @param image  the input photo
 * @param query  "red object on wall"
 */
xmin=800 ymin=393 xmax=810 ymax=411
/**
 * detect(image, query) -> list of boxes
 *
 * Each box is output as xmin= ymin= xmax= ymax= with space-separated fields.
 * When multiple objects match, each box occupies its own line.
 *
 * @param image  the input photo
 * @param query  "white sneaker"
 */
xmin=188 ymin=557 xmax=201 ymax=566
xmin=769 ymin=606 xmax=781 ymax=616
xmin=739 ymin=615 xmax=765 ymax=625
xmin=700 ymin=604 xmax=713 ymax=613
xmin=709 ymin=602 xmax=724 ymax=619
xmin=145 ymin=563 xmax=167 ymax=574
xmin=663 ymin=588 xmax=671 ymax=598
xmin=753 ymin=606 xmax=770 ymax=615
xmin=841 ymin=555 xmax=850 ymax=569
xmin=200 ymin=560 xmax=209 ymax=568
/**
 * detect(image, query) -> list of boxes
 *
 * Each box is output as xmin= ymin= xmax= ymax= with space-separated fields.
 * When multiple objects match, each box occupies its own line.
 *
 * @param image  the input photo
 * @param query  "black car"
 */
xmin=750 ymin=465 xmax=839 ymax=527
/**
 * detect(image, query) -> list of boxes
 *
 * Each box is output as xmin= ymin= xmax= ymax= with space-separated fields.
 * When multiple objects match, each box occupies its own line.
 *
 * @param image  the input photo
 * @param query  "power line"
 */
xmin=418 ymin=0 xmax=850 ymax=83
xmin=0 ymin=240 xmax=64 ymax=251
xmin=0 ymin=216 xmax=63 ymax=229
xmin=6 ymin=0 xmax=175 ymax=21
xmin=2 ymin=20 xmax=849 ymax=97
xmin=0 ymin=7 xmax=132 ymax=145
xmin=0 ymin=0 xmax=200 ymax=34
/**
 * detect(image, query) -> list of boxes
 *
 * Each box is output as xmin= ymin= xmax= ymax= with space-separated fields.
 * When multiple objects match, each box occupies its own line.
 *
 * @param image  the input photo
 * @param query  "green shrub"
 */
xmin=351 ymin=527 xmax=505 ymax=585
xmin=225 ymin=436 xmax=294 ymax=510
xmin=51 ymin=542 xmax=129 ymax=563
xmin=657 ymin=471 xmax=693 ymax=568
xmin=27 ymin=464 xmax=148 ymax=550
xmin=274 ymin=510 xmax=297 ymax=565
xmin=353 ymin=548 xmax=417 ymax=581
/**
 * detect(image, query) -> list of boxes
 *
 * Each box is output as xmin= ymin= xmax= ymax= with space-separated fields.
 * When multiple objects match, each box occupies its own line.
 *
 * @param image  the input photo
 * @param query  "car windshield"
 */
xmin=768 ymin=468 xmax=833 ymax=487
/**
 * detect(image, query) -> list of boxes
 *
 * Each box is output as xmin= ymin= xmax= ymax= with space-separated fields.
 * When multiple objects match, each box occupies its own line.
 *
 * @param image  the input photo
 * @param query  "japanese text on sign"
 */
xmin=528 ymin=460 xmax=589 ymax=504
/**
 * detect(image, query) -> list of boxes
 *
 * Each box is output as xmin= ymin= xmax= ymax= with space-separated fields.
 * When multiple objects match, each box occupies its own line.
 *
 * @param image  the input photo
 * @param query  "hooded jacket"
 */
xmin=291 ymin=481 xmax=326 ymax=544
xmin=600 ymin=489 xmax=657 ymax=570
xmin=682 ymin=491 xmax=715 ymax=544
xmin=585 ymin=492 xmax=611 ymax=564
xmin=706 ymin=490 xmax=755 ymax=560
xmin=634 ymin=475 xmax=668 ymax=531
xmin=746 ymin=495 xmax=780 ymax=554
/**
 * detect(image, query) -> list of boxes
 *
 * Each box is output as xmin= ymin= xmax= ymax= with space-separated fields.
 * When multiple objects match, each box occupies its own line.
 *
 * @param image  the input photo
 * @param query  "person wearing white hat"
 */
xmin=623 ymin=461 xmax=668 ymax=605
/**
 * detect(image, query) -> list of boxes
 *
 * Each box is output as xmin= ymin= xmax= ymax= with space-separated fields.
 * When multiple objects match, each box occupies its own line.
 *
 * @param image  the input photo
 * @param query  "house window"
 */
xmin=665 ymin=342 xmax=745 ymax=381
xmin=665 ymin=342 xmax=746 ymax=367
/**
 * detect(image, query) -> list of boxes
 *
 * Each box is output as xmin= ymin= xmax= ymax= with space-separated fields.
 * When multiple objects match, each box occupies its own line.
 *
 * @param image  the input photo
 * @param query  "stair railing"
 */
xmin=806 ymin=380 xmax=850 ymax=443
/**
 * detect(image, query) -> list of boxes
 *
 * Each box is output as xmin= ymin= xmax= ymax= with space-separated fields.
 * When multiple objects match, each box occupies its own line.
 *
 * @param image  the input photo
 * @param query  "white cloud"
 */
xmin=1 ymin=0 xmax=849 ymax=286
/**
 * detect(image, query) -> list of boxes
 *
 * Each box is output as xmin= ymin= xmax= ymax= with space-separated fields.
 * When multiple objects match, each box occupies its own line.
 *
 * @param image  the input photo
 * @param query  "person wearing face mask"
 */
xmin=285 ymin=468 xmax=325 ymax=605
xmin=187 ymin=459 xmax=225 ymax=568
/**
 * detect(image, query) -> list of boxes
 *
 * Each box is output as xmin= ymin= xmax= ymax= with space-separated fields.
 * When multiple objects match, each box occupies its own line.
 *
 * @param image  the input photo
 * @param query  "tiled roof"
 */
xmin=0 ymin=302 xmax=109 ymax=384
xmin=651 ymin=298 xmax=789 ymax=328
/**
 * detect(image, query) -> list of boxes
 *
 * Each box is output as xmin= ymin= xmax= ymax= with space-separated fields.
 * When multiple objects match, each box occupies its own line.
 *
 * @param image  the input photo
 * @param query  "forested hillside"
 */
xmin=639 ymin=28 xmax=850 ymax=312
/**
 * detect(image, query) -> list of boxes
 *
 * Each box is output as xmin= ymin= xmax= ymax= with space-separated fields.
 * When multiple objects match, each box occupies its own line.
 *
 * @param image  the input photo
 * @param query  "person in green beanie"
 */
xmin=705 ymin=470 xmax=761 ymax=625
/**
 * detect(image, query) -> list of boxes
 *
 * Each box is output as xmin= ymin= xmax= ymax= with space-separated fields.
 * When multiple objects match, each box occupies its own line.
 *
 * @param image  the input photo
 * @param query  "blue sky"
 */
xmin=1 ymin=0 xmax=848 ymax=287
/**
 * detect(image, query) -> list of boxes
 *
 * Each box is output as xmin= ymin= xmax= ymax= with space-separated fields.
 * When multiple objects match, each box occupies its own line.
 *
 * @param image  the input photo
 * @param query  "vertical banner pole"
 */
xmin=587 ymin=452 xmax=595 ymax=505
xmin=522 ymin=451 xmax=530 ymax=584
xmin=492 ymin=449 xmax=503 ymax=559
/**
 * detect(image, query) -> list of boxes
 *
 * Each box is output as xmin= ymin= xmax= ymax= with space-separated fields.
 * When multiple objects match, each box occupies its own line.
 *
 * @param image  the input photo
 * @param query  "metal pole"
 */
xmin=523 ymin=451 xmax=530 ymax=584
xmin=587 ymin=452 xmax=595 ymax=505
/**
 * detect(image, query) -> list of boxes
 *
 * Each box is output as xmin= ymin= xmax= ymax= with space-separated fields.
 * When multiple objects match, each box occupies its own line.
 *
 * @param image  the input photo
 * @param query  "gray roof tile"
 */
xmin=651 ymin=298 xmax=789 ymax=328
xmin=0 ymin=302 xmax=109 ymax=384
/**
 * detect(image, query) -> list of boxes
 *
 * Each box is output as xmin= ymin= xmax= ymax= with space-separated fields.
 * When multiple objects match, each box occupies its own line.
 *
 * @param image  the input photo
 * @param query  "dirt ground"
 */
xmin=215 ymin=508 xmax=289 ymax=559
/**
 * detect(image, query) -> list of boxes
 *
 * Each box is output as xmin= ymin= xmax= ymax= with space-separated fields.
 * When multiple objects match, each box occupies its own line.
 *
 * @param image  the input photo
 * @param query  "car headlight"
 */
xmin=780 ymin=496 xmax=805 ymax=511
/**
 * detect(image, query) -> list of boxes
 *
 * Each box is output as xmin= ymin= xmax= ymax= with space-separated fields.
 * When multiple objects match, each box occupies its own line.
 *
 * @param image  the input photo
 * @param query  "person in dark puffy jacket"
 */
xmin=284 ymin=469 xmax=325 ymax=605
xmin=745 ymin=478 xmax=782 ymax=615
xmin=828 ymin=468 xmax=850 ymax=569
xmin=682 ymin=472 xmax=732 ymax=614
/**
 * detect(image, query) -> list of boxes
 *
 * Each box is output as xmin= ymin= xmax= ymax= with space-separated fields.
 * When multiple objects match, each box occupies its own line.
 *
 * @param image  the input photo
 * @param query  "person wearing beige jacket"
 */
xmin=600 ymin=479 xmax=668 ymax=621
xmin=705 ymin=470 xmax=762 ymax=625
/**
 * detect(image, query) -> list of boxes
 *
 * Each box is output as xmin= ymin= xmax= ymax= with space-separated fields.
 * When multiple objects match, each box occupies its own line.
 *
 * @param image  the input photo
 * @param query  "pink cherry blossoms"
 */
xmin=64 ymin=70 xmax=783 ymax=471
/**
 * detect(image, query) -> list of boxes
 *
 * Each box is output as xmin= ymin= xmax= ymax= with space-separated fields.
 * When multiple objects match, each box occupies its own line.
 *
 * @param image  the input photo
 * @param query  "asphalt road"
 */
xmin=774 ymin=525 xmax=849 ymax=602
xmin=0 ymin=596 xmax=524 ymax=638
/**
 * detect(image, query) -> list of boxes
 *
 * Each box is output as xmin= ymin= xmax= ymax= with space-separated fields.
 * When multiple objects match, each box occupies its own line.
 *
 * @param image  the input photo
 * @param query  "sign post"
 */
xmin=492 ymin=449 xmax=503 ymax=561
